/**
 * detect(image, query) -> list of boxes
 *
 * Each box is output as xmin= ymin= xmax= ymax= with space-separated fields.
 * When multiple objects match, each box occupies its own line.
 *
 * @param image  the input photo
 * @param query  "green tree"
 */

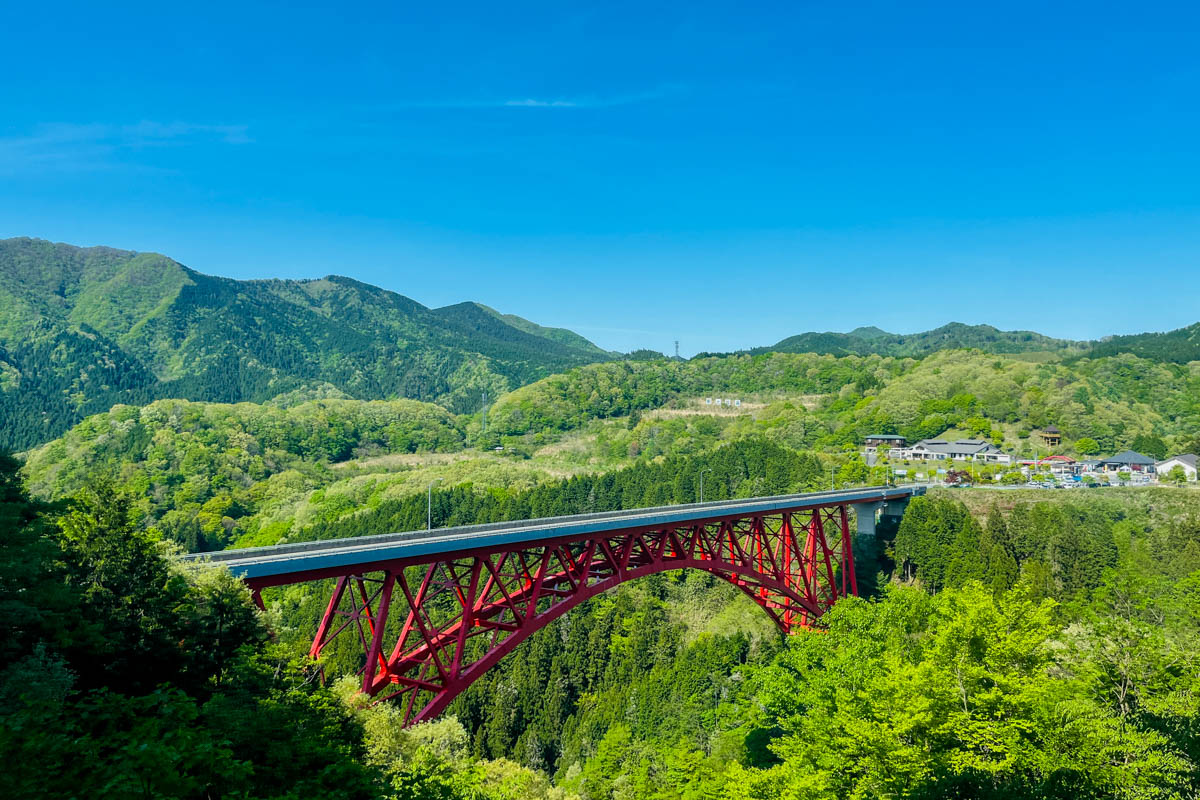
xmin=1131 ymin=434 xmax=1168 ymax=460
xmin=1164 ymin=465 xmax=1189 ymax=484
xmin=743 ymin=583 xmax=1194 ymax=799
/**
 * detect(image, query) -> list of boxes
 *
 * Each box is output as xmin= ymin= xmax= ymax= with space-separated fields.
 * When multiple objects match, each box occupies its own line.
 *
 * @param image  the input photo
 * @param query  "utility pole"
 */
xmin=427 ymin=478 xmax=443 ymax=531
xmin=674 ymin=340 xmax=680 ymax=360
xmin=481 ymin=390 xmax=488 ymax=434
xmin=699 ymin=467 xmax=713 ymax=504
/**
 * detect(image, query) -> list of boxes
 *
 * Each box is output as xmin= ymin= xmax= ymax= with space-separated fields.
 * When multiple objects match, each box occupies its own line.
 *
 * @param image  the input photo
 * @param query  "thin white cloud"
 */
xmin=504 ymin=98 xmax=580 ymax=108
xmin=385 ymin=85 xmax=683 ymax=111
xmin=501 ymin=86 xmax=680 ymax=109
xmin=0 ymin=121 xmax=251 ymax=174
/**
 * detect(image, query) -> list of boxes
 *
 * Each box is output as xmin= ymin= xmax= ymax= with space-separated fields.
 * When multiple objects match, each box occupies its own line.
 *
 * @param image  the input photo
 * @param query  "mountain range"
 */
xmin=751 ymin=322 xmax=1085 ymax=358
xmin=3 ymin=236 xmax=1198 ymax=450
xmin=766 ymin=322 xmax=1200 ymax=362
xmin=0 ymin=237 xmax=612 ymax=449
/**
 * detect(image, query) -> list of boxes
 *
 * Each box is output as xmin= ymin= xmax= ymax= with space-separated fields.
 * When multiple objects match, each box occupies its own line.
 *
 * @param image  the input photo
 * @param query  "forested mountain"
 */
xmin=0 ymin=237 xmax=612 ymax=450
xmin=1086 ymin=320 xmax=1200 ymax=363
xmin=748 ymin=319 xmax=1200 ymax=364
xmin=753 ymin=322 xmax=1084 ymax=358
xmin=464 ymin=303 xmax=612 ymax=355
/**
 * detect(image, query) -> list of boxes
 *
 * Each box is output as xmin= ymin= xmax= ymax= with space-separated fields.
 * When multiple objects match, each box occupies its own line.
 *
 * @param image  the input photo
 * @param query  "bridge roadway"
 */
xmin=182 ymin=484 xmax=924 ymax=587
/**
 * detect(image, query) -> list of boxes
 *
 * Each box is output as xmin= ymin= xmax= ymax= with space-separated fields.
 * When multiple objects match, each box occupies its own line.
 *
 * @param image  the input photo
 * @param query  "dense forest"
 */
xmin=0 ymin=451 xmax=580 ymax=799
xmin=6 ymin=444 xmax=1198 ymax=799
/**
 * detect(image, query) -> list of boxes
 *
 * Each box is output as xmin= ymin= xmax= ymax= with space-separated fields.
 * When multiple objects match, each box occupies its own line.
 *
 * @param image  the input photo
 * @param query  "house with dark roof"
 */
xmin=1157 ymin=454 xmax=1198 ymax=481
xmin=1098 ymin=450 xmax=1157 ymax=473
xmin=864 ymin=434 xmax=906 ymax=448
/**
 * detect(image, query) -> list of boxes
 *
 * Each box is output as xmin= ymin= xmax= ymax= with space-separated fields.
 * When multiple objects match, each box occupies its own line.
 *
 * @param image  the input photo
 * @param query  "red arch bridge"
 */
xmin=187 ymin=485 xmax=923 ymax=726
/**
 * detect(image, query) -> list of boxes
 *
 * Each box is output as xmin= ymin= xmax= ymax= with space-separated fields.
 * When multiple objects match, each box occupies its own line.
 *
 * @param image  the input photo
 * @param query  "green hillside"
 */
xmin=484 ymin=349 xmax=1200 ymax=457
xmin=469 ymin=302 xmax=613 ymax=355
xmin=19 ymin=346 xmax=1200 ymax=562
xmin=1086 ymin=321 xmax=1200 ymax=363
xmin=0 ymin=238 xmax=611 ymax=449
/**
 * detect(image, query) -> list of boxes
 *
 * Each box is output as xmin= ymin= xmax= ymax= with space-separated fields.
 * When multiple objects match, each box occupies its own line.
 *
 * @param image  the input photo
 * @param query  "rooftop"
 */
xmin=912 ymin=438 xmax=1005 ymax=455
xmin=1101 ymin=450 xmax=1157 ymax=466
xmin=1158 ymin=454 xmax=1198 ymax=468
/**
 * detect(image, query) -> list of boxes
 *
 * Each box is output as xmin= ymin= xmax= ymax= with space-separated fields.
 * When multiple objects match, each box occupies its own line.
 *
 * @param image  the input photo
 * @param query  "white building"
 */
xmin=889 ymin=438 xmax=1013 ymax=465
xmin=1156 ymin=454 xmax=1198 ymax=481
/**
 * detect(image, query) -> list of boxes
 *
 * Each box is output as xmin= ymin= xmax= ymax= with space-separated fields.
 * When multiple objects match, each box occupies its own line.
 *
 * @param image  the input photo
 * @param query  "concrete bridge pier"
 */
xmin=855 ymin=496 xmax=910 ymax=537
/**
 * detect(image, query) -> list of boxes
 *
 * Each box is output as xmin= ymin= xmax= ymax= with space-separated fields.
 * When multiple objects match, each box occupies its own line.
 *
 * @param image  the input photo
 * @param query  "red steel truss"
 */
xmin=255 ymin=504 xmax=858 ymax=726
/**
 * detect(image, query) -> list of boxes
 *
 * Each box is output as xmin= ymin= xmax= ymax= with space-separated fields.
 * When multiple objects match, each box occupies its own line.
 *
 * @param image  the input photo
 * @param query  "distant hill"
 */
xmin=1085 ymin=322 xmax=1200 ymax=364
xmin=0 ymin=237 xmax=610 ymax=449
xmin=752 ymin=320 xmax=1200 ymax=363
xmin=755 ymin=322 xmax=1083 ymax=358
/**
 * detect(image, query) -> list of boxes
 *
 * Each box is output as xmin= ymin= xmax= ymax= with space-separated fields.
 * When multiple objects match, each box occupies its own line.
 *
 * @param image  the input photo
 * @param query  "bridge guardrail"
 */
xmin=180 ymin=484 xmax=924 ymax=567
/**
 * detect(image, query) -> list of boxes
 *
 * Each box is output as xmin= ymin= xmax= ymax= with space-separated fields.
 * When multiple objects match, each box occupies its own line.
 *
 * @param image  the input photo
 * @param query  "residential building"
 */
xmin=864 ymin=434 xmax=906 ymax=449
xmin=1038 ymin=455 xmax=1083 ymax=477
xmin=1098 ymin=450 xmax=1157 ymax=474
xmin=1156 ymin=454 xmax=1198 ymax=481
xmin=889 ymin=438 xmax=1013 ymax=464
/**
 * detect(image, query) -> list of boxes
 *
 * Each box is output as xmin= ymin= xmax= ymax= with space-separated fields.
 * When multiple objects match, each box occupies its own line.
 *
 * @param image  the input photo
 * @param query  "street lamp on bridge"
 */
xmin=699 ymin=468 xmax=713 ymax=504
xmin=428 ymin=478 xmax=443 ymax=531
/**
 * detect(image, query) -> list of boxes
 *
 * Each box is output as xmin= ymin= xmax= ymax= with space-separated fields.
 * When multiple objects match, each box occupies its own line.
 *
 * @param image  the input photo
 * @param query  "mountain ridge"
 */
xmin=0 ymin=237 xmax=613 ymax=449
xmin=753 ymin=321 xmax=1085 ymax=359
xmin=5 ymin=236 xmax=1200 ymax=451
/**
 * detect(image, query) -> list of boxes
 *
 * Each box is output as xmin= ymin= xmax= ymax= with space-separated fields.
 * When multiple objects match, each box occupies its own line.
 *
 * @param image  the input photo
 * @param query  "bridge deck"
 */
xmin=182 ymin=485 xmax=924 ymax=582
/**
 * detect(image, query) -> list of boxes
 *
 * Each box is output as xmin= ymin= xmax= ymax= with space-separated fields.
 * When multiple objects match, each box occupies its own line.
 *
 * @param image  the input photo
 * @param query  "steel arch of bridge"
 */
xmin=281 ymin=504 xmax=859 ymax=727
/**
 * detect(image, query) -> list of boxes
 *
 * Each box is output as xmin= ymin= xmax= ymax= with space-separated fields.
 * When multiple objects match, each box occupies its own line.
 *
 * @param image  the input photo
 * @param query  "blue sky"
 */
xmin=2 ymin=1 xmax=1198 ymax=355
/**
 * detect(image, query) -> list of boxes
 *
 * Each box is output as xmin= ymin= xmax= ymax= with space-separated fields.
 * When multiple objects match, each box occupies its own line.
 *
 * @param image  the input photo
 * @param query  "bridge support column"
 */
xmin=855 ymin=502 xmax=884 ymax=537
xmin=880 ymin=497 xmax=909 ymax=534
xmin=855 ymin=497 xmax=910 ymax=537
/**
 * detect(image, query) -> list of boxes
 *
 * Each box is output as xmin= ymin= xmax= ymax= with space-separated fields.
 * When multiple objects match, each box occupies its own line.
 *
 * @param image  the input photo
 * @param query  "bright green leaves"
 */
xmin=742 ymin=581 xmax=1197 ymax=799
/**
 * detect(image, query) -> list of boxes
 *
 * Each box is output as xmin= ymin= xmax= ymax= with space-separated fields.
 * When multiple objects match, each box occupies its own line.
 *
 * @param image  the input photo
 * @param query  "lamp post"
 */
xmin=427 ymin=478 xmax=443 ymax=531
xmin=699 ymin=468 xmax=713 ymax=504
xmin=830 ymin=464 xmax=836 ymax=491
